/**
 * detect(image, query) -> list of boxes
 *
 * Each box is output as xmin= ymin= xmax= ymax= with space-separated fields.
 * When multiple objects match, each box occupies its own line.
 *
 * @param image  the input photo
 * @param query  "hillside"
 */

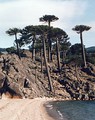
xmin=0 ymin=51 xmax=95 ymax=100
xmin=86 ymin=46 xmax=95 ymax=53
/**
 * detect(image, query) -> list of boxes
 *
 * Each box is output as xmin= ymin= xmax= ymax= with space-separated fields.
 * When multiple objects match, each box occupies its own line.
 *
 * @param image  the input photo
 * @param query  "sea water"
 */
xmin=45 ymin=100 xmax=95 ymax=120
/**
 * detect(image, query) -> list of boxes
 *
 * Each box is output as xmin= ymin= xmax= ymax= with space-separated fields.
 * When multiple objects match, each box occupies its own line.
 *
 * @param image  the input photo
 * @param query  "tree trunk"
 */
xmin=41 ymin=48 xmax=43 ymax=73
xmin=42 ymin=34 xmax=53 ymax=92
xmin=48 ymin=39 xmax=52 ymax=62
xmin=62 ymin=50 xmax=66 ymax=62
xmin=48 ymin=21 xmax=52 ymax=62
xmin=15 ymin=34 xmax=20 ymax=59
xmin=35 ymin=63 xmax=37 ymax=81
xmin=56 ymin=38 xmax=61 ymax=72
xmin=80 ymin=32 xmax=87 ymax=68
xmin=32 ymin=36 xmax=36 ymax=61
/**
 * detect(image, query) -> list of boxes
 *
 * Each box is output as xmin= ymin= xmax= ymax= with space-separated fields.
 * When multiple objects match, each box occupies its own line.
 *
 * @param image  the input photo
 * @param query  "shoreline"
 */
xmin=0 ymin=97 xmax=61 ymax=120
xmin=41 ymin=99 xmax=55 ymax=120
xmin=42 ymin=98 xmax=66 ymax=120
xmin=1 ymin=92 xmax=95 ymax=120
xmin=43 ymin=99 xmax=67 ymax=120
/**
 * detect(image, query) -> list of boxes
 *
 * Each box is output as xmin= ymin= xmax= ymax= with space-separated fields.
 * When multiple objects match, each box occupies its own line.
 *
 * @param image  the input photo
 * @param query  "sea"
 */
xmin=45 ymin=100 xmax=95 ymax=120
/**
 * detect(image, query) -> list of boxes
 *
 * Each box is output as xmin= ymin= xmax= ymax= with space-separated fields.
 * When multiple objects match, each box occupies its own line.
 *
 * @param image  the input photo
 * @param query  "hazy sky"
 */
xmin=0 ymin=0 xmax=95 ymax=48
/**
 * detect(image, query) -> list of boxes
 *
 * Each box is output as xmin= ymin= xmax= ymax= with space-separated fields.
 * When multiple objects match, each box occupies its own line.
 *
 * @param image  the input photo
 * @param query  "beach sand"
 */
xmin=0 ymin=97 xmax=55 ymax=120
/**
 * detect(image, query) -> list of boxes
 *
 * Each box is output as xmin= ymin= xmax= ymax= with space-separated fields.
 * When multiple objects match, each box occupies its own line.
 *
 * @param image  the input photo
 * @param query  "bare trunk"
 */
xmin=48 ymin=41 xmax=51 ymax=62
xmin=48 ymin=36 xmax=52 ymax=62
xmin=56 ymin=38 xmax=61 ymax=72
xmin=41 ymin=48 xmax=43 ymax=73
xmin=15 ymin=34 xmax=20 ymax=59
xmin=62 ymin=50 xmax=66 ymax=62
xmin=80 ymin=32 xmax=87 ymax=68
xmin=32 ymin=36 xmax=36 ymax=61
xmin=48 ymin=21 xmax=52 ymax=62
xmin=35 ymin=63 xmax=37 ymax=81
xmin=42 ymin=34 xmax=53 ymax=92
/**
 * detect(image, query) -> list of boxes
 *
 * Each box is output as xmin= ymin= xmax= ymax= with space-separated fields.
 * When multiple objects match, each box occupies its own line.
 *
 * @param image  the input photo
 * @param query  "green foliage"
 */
xmin=66 ymin=43 xmax=87 ymax=66
xmin=60 ymin=41 xmax=71 ymax=51
xmin=68 ymin=43 xmax=82 ymax=55
xmin=86 ymin=46 xmax=95 ymax=53
xmin=0 ymin=51 xmax=1 ymax=54
xmin=6 ymin=28 xmax=20 ymax=36
xmin=72 ymin=25 xmax=91 ymax=33
xmin=86 ymin=53 xmax=95 ymax=65
xmin=66 ymin=54 xmax=84 ymax=66
xmin=6 ymin=47 xmax=16 ymax=53
xmin=15 ymin=39 xmax=25 ymax=48
xmin=39 ymin=15 xmax=59 ymax=26
xmin=50 ymin=27 xmax=67 ymax=39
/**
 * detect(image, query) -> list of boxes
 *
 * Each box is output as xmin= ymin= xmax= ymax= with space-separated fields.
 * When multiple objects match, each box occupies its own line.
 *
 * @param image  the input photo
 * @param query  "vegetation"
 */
xmin=72 ymin=25 xmax=91 ymax=68
xmin=6 ymin=28 xmax=21 ymax=59
xmin=86 ymin=46 xmax=95 ymax=53
xmin=39 ymin=15 xmax=59 ymax=62
xmin=5 ymin=15 xmax=94 ymax=93
xmin=6 ymin=47 xmax=16 ymax=54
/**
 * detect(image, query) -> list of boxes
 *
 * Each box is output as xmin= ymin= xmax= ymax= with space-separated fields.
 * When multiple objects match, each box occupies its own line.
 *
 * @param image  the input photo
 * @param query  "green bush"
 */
xmin=6 ymin=47 xmax=16 ymax=54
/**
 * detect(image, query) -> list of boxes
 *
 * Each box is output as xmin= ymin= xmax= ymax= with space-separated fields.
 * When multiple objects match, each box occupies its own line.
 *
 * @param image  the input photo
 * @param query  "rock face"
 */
xmin=0 ymin=51 xmax=95 ymax=100
xmin=58 ymin=63 xmax=95 ymax=100
xmin=0 ymin=53 xmax=48 ymax=99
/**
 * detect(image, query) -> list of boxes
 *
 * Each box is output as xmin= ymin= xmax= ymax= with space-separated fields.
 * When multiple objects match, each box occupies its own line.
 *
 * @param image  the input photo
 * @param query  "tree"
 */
xmin=39 ymin=15 xmax=59 ymax=27
xmin=6 ymin=28 xmax=21 ymax=59
xmin=20 ymin=25 xmax=41 ymax=61
xmin=72 ymin=25 xmax=91 ymax=68
xmin=60 ymin=33 xmax=70 ymax=62
xmin=39 ymin=15 xmax=59 ymax=62
xmin=37 ymin=25 xmax=53 ymax=92
xmin=6 ymin=47 xmax=16 ymax=54
xmin=67 ymin=44 xmax=85 ymax=66
xmin=69 ymin=43 xmax=83 ymax=55
xmin=51 ymin=28 xmax=69 ymax=72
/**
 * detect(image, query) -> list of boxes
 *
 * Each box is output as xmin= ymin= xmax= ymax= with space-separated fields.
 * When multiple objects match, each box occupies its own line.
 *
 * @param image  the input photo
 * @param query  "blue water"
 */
xmin=48 ymin=101 xmax=95 ymax=120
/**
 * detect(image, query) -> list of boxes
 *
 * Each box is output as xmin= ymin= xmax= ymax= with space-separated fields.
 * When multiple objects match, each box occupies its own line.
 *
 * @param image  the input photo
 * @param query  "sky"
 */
xmin=0 ymin=0 xmax=95 ymax=48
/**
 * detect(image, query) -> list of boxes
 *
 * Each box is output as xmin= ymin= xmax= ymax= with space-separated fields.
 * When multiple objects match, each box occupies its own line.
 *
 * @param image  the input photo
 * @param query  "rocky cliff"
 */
xmin=0 ymin=51 xmax=95 ymax=100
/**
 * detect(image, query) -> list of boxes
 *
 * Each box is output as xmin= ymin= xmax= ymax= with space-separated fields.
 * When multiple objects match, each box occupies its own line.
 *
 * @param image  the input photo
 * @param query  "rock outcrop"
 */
xmin=58 ymin=63 xmax=95 ymax=100
xmin=0 ymin=51 xmax=95 ymax=100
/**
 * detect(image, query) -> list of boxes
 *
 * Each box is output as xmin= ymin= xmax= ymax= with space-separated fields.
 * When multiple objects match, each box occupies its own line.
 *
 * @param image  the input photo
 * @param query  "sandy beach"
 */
xmin=0 ymin=97 xmax=55 ymax=120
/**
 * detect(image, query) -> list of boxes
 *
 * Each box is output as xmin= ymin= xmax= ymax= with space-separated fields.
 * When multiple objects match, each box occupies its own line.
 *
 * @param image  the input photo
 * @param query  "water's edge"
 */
xmin=44 ymin=101 xmax=66 ymax=120
xmin=44 ymin=100 xmax=95 ymax=120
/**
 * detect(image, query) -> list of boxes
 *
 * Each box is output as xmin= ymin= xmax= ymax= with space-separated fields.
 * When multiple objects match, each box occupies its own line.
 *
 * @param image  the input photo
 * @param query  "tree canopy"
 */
xmin=39 ymin=15 xmax=59 ymax=26
xmin=72 ymin=25 xmax=91 ymax=33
